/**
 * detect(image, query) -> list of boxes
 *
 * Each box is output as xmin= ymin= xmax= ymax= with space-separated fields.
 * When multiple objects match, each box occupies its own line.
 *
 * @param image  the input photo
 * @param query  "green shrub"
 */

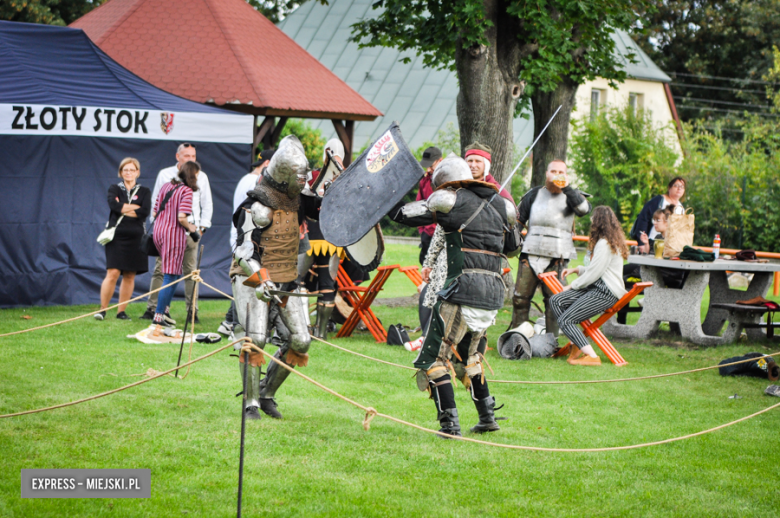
xmin=569 ymin=105 xmax=681 ymax=234
xmin=258 ymin=119 xmax=326 ymax=170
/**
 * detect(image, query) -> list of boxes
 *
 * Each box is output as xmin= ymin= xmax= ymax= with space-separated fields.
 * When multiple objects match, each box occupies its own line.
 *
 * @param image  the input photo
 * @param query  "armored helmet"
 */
xmin=431 ymin=155 xmax=471 ymax=190
xmin=264 ymin=135 xmax=309 ymax=197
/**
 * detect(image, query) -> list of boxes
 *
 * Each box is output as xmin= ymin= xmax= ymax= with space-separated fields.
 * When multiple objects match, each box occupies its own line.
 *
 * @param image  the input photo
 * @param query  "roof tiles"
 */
xmin=70 ymin=0 xmax=381 ymax=119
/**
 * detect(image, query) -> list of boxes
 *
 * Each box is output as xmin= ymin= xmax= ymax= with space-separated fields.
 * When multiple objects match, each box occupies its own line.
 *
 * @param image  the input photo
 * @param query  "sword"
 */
xmin=459 ymin=105 xmax=563 ymax=232
xmin=270 ymin=290 xmax=322 ymax=298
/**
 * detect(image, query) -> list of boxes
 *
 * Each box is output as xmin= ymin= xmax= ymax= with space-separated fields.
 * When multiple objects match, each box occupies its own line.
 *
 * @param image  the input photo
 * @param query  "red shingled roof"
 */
xmin=71 ymin=0 xmax=381 ymax=120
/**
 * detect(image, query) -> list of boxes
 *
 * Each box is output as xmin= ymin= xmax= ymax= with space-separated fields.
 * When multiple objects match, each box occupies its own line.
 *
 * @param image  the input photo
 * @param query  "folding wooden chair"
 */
xmin=336 ymin=264 xmax=399 ymax=342
xmin=399 ymin=266 xmax=424 ymax=288
xmin=538 ymin=272 xmax=652 ymax=366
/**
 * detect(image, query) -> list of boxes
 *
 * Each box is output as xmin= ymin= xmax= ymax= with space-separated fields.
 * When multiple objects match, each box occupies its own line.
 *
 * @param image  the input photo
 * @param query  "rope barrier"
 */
xmin=0 ymin=273 xmax=195 ymax=338
xmin=243 ymin=342 xmax=780 ymax=452
xmin=0 ymin=338 xmax=244 ymax=418
xmin=312 ymin=336 xmax=780 ymax=385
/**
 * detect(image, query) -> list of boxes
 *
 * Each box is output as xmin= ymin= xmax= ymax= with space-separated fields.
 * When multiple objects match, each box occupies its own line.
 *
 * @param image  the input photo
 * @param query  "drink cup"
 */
xmin=654 ymin=240 xmax=665 ymax=259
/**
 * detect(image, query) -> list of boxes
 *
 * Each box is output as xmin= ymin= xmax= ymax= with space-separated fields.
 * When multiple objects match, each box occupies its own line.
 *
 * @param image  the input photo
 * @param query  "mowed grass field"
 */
xmin=1 ymin=244 xmax=780 ymax=517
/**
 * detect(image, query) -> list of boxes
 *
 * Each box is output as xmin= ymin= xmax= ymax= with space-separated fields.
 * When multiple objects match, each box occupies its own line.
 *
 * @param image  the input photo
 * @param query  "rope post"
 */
xmin=176 ymin=245 xmax=205 ymax=377
xmin=237 ymin=307 xmax=251 ymax=518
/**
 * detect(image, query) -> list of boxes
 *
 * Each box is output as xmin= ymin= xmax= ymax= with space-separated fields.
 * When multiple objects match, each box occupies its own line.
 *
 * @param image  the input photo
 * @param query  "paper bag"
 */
xmin=663 ymin=208 xmax=695 ymax=258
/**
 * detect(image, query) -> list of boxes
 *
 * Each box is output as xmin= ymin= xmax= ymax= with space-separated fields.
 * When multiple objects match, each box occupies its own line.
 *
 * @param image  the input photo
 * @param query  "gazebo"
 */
xmin=71 ymin=0 xmax=381 ymax=164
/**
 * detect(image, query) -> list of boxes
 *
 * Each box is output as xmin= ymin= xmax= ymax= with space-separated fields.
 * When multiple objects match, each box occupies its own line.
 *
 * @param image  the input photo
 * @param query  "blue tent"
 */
xmin=0 ymin=21 xmax=254 ymax=308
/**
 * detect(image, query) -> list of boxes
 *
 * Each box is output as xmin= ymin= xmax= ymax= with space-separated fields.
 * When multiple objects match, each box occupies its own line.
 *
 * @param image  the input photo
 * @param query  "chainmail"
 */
xmin=248 ymin=181 xmax=300 ymax=213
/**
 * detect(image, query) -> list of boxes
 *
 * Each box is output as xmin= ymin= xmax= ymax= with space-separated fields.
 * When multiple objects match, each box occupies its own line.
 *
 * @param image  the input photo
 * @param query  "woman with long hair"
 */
xmin=151 ymin=160 xmax=201 ymax=329
xmin=95 ymin=158 xmax=151 ymax=321
xmin=549 ymin=206 xmax=628 ymax=365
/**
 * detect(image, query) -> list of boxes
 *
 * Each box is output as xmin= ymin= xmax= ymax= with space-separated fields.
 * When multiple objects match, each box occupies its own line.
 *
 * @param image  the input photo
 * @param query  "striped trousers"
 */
xmin=548 ymin=280 xmax=618 ymax=350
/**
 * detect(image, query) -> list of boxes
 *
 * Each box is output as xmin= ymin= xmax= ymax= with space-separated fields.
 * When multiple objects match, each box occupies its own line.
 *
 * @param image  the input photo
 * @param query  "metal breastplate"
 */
xmin=521 ymin=188 xmax=575 ymax=258
xmin=260 ymin=209 xmax=300 ymax=282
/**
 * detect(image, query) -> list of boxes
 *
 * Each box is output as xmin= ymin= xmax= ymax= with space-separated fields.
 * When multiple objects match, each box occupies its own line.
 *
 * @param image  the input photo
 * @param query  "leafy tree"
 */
xmin=245 ymin=0 xmax=323 ymax=24
xmin=1 ymin=0 xmax=106 ymax=25
xmin=570 ymin=105 xmax=680 ymax=233
xmin=257 ymin=118 xmax=326 ymax=169
xmin=633 ymin=0 xmax=780 ymax=131
xmin=351 ymin=0 xmax=651 ymax=187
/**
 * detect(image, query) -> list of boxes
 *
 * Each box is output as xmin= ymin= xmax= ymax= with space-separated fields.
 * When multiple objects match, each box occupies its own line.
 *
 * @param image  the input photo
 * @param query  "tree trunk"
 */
xmin=454 ymin=1 xmax=523 ymax=187
xmin=529 ymin=78 xmax=579 ymax=187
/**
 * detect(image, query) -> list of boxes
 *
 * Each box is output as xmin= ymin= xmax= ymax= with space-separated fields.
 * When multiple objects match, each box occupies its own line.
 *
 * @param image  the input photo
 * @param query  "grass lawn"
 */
xmin=2 ymin=245 xmax=780 ymax=517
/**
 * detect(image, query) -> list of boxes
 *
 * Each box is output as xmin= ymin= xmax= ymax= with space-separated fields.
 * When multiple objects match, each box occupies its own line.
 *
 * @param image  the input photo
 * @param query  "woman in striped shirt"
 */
xmin=152 ymin=160 xmax=201 ymax=327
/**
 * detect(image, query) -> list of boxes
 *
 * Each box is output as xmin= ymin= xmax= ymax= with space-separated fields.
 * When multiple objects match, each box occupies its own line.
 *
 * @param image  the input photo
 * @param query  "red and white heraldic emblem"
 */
xmin=365 ymin=130 xmax=398 ymax=173
xmin=160 ymin=112 xmax=175 ymax=135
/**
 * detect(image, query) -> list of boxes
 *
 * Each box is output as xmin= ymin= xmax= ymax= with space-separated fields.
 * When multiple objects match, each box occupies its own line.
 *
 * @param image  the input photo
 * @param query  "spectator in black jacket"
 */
xmin=630 ymin=177 xmax=686 ymax=243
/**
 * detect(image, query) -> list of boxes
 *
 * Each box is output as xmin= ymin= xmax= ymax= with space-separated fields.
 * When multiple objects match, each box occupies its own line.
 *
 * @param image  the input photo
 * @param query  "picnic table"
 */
xmin=601 ymin=255 xmax=780 ymax=346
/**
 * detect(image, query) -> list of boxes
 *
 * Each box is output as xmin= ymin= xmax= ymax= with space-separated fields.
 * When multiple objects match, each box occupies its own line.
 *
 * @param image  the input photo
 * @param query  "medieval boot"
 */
xmin=470 ymin=396 xmax=500 ymax=433
xmin=437 ymin=408 xmax=462 ymax=438
xmin=240 ymin=363 xmax=262 ymax=420
xmin=258 ymin=349 xmax=293 ymax=419
xmin=313 ymin=302 xmax=335 ymax=340
xmin=259 ymin=398 xmax=283 ymax=419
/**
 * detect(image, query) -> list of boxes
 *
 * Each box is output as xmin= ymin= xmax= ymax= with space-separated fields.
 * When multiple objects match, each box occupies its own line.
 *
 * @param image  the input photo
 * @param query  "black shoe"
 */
xmin=116 ymin=311 xmax=131 ymax=321
xmin=140 ymin=308 xmax=154 ymax=320
xmin=193 ymin=313 xmax=201 ymax=325
xmin=260 ymin=398 xmax=283 ymax=419
xmin=163 ymin=312 xmax=176 ymax=326
xmin=245 ymin=406 xmax=262 ymax=420
xmin=94 ymin=311 xmax=106 ymax=321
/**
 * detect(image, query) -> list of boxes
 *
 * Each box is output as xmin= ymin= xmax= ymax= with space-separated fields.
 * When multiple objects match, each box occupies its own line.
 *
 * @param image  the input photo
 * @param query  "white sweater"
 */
xmin=571 ymin=239 xmax=627 ymax=299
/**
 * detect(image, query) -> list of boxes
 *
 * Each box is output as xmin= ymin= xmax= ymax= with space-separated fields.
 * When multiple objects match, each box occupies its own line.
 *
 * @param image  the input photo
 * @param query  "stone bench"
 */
xmin=710 ymin=303 xmax=779 ymax=341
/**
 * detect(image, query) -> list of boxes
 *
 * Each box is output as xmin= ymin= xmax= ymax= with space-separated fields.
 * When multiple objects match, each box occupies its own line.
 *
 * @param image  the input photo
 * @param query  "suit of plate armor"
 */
xmin=510 ymin=185 xmax=591 ymax=335
xmin=389 ymin=156 xmax=522 ymax=437
xmin=232 ymin=136 xmax=321 ymax=420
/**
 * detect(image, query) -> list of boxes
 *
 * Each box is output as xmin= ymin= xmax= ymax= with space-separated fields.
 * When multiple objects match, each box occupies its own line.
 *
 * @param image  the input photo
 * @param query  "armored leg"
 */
xmin=239 ymin=362 xmax=262 ymax=420
xmin=313 ymin=302 xmax=335 ymax=340
xmin=233 ymin=276 xmax=269 ymax=347
xmin=542 ymin=259 xmax=567 ymax=337
xmin=426 ymin=364 xmax=461 ymax=438
xmin=258 ymin=348 xmax=289 ymax=419
xmin=277 ymin=295 xmax=311 ymax=364
xmin=511 ymin=257 xmax=538 ymax=329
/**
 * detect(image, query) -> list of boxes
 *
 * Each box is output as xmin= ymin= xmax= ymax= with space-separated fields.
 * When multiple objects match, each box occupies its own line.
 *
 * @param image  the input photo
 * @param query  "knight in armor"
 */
xmin=510 ymin=159 xmax=591 ymax=335
xmin=389 ymin=155 xmax=522 ymax=437
xmin=298 ymin=139 xmax=346 ymax=340
xmin=231 ymin=135 xmax=322 ymax=420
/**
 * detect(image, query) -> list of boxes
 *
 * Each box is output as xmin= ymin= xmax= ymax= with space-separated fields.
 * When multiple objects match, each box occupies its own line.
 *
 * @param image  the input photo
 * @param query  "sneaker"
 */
xmin=404 ymin=336 xmax=424 ymax=352
xmin=116 ymin=311 xmax=131 ymax=321
xmin=765 ymin=385 xmax=780 ymax=397
xmin=139 ymin=308 xmax=154 ymax=320
xmin=94 ymin=311 xmax=106 ymax=321
xmin=217 ymin=321 xmax=234 ymax=336
xmin=163 ymin=312 xmax=176 ymax=326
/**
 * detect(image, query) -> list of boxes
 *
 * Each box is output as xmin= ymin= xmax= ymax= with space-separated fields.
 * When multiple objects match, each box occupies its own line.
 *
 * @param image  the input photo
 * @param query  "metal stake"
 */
xmin=175 ymin=244 xmax=204 ymax=377
xmin=237 ymin=303 xmax=251 ymax=518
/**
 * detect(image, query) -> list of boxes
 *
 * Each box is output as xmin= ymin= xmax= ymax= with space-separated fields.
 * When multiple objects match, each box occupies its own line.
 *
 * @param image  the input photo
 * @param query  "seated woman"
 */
xmin=636 ymin=204 xmax=675 ymax=255
xmin=630 ymin=176 xmax=686 ymax=244
xmin=550 ymin=206 xmax=628 ymax=366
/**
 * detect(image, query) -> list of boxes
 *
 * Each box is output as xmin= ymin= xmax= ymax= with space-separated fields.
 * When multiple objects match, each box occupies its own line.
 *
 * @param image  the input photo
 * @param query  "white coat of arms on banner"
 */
xmin=366 ymin=130 xmax=398 ymax=173
xmin=160 ymin=112 xmax=174 ymax=134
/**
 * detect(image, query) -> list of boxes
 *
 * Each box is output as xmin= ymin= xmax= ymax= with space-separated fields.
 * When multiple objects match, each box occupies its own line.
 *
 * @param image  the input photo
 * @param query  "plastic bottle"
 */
xmin=713 ymin=234 xmax=721 ymax=259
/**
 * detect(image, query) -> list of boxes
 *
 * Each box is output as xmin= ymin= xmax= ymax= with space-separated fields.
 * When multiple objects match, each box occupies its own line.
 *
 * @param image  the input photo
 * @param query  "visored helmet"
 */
xmin=264 ymin=135 xmax=309 ymax=197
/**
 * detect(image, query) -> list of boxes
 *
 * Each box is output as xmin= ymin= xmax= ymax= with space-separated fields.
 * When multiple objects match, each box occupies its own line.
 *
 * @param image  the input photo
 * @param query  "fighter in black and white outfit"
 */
xmin=389 ymin=156 xmax=522 ymax=437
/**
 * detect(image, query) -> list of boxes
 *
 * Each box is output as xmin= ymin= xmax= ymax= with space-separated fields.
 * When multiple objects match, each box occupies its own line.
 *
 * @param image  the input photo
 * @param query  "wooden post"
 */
xmin=331 ymin=119 xmax=353 ymax=166
xmin=270 ymin=116 xmax=288 ymax=147
xmin=255 ymin=116 xmax=275 ymax=152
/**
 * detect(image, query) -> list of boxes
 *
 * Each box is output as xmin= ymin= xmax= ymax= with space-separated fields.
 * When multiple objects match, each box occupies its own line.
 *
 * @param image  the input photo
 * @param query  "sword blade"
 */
xmin=499 ymin=104 xmax=563 ymax=192
xmin=270 ymin=290 xmax=321 ymax=298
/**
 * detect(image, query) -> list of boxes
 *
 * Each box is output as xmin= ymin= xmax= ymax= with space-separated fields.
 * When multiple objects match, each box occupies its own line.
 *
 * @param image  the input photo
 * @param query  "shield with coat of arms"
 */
xmin=160 ymin=113 xmax=174 ymax=134
xmin=320 ymin=122 xmax=423 ymax=246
